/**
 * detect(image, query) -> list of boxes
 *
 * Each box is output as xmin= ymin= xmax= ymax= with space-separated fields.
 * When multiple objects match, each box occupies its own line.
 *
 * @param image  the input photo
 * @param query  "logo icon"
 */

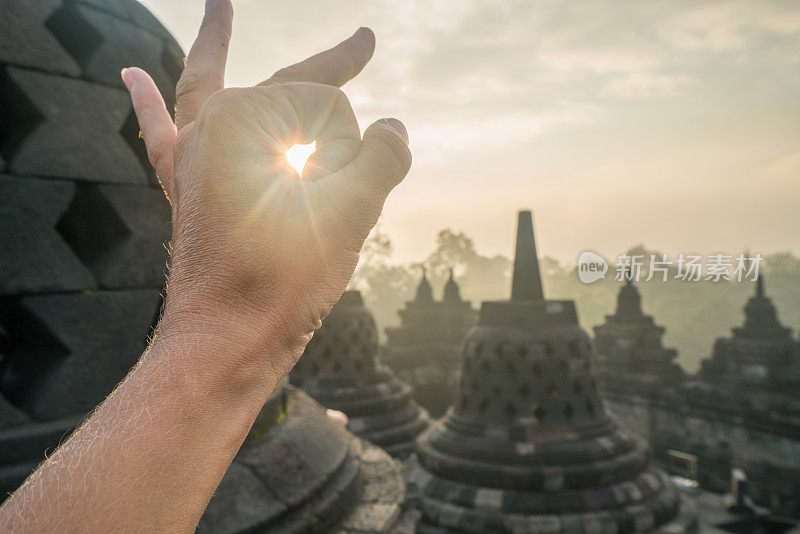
xmin=578 ymin=250 xmax=608 ymax=284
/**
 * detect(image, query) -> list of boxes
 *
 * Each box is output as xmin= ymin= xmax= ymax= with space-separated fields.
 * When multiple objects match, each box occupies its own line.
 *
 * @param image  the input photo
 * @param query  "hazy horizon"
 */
xmin=142 ymin=0 xmax=800 ymax=265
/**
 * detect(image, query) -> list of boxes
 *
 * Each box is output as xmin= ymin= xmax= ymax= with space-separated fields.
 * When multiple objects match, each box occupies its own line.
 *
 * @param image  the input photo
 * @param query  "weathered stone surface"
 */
xmin=70 ymin=183 xmax=171 ymax=289
xmin=2 ymin=67 xmax=148 ymax=184
xmin=0 ymin=175 xmax=95 ymax=295
xmin=0 ymin=0 xmax=184 ymax=502
xmin=198 ymin=463 xmax=286 ymax=534
xmin=0 ymin=290 xmax=160 ymax=420
xmin=0 ymin=0 xmax=80 ymax=75
xmin=61 ymin=4 xmax=176 ymax=94
xmin=200 ymin=388 xmax=411 ymax=533
xmin=0 ymin=396 xmax=28 ymax=430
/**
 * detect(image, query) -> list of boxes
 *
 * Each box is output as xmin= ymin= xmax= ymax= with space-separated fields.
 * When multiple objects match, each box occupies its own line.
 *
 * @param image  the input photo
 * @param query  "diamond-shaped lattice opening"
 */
xmin=504 ymin=402 xmax=516 ymax=418
xmin=0 ymin=68 xmax=45 ymax=163
xmin=547 ymin=382 xmax=558 ymax=398
xmin=533 ymin=404 xmax=546 ymax=421
xmin=519 ymin=383 xmax=530 ymax=397
xmin=45 ymin=4 xmax=103 ymax=70
xmin=505 ymin=361 xmax=516 ymax=374
xmin=573 ymin=381 xmax=583 ymax=395
xmin=56 ymin=183 xmax=131 ymax=280
xmin=544 ymin=342 xmax=554 ymax=357
xmin=559 ymin=359 xmax=568 ymax=371
xmin=532 ymin=362 xmax=542 ymax=377
xmin=0 ymin=298 xmax=70 ymax=410
xmin=322 ymin=346 xmax=332 ymax=359
xmin=477 ymin=398 xmax=489 ymax=414
xmin=563 ymin=403 xmax=574 ymax=421
xmin=332 ymin=361 xmax=342 ymax=373
xmin=517 ymin=345 xmax=527 ymax=358
xmin=481 ymin=360 xmax=491 ymax=373
xmin=568 ymin=340 xmax=580 ymax=357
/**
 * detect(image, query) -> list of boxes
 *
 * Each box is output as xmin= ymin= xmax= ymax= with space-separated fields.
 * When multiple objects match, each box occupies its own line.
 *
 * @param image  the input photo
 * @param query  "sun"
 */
xmin=286 ymin=141 xmax=316 ymax=176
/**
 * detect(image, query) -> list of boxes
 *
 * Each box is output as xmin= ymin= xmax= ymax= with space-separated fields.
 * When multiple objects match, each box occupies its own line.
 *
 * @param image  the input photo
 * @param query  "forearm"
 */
xmin=0 ymin=321 xmax=282 ymax=533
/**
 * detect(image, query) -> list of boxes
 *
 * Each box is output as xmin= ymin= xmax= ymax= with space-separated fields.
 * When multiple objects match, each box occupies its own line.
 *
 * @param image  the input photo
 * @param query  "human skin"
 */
xmin=0 ymin=0 xmax=410 ymax=531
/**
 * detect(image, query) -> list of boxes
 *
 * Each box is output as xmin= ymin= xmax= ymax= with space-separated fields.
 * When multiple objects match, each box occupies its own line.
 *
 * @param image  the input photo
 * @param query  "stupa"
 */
xmin=291 ymin=291 xmax=430 ymax=458
xmin=701 ymin=277 xmax=800 ymax=390
xmin=199 ymin=384 xmax=416 ymax=533
xmin=593 ymin=277 xmax=683 ymax=391
xmin=0 ymin=0 xmax=180 ymax=495
xmin=405 ymin=210 xmax=697 ymax=533
xmin=383 ymin=269 xmax=476 ymax=416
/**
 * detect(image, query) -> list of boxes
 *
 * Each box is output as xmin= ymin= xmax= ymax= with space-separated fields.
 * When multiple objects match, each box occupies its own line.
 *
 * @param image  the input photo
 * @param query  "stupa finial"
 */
xmin=510 ymin=210 xmax=544 ymax=301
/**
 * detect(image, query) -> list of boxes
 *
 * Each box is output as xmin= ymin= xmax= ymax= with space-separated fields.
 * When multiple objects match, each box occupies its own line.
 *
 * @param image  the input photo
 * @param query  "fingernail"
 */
xmin=379 ymin=118 xmax=408 ymax=144
xmin=120 ymin=68 xmax=134 ymax=91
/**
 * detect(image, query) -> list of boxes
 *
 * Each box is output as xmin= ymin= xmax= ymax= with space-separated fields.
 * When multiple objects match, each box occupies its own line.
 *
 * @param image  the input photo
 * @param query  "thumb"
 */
xmin=342 ymin=118 xmax=412 ymax=198
xmin=323 ymin=118 xmax=411 ymax=251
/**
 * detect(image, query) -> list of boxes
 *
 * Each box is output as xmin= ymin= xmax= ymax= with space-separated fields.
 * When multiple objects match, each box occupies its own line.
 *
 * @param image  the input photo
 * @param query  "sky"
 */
xmin=141 ymin=0 xmax=800 ymax=265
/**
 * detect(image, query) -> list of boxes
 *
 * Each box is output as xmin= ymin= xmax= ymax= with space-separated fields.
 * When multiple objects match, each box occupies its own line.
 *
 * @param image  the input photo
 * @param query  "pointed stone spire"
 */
xmin=414 ymin=266 xmax=434 ymax=303
xmin=510 ymin=210 xmax=544 ymax=301
xmin=442 ymin=267 xmax=462 ymax=303
xmin=756 ymin=274 xmax=764 ymax=298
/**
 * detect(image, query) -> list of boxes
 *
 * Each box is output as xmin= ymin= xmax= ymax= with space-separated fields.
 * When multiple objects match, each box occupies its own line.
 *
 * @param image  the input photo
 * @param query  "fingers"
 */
xmin=322 ymin=119 xmax=410 ymax=249
xmin=121 ymin=67 xmax=177 ymax=199
xmin=261 ymin=27 xmax=375 ymax=88
xmin=326 ymin=409 xmax=349 ymax=427
xmin=175 ymin=0 xmax=233 ymax=129
xmin=224 ymin=83 xmax=361 ymax=182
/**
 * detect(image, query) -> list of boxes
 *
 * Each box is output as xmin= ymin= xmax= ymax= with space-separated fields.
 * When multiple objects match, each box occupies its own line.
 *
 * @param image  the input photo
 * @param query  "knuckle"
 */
xmin=175 ymin=70 xmax=205 ymax=101
xmin=199 ymin=87 xmax=240 ymax=118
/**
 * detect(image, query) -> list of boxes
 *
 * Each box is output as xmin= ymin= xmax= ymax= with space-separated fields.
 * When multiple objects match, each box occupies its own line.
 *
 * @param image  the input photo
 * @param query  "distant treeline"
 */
xmin=351 ymin=228 xmax=800 ymax=373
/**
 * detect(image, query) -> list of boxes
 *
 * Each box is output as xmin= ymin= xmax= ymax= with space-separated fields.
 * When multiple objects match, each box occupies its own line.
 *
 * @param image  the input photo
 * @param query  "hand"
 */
xmin=122 ymin=0 xmax=411 ymax=375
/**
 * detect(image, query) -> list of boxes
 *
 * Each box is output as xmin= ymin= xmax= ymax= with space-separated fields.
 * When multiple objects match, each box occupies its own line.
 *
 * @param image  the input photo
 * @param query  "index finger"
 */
xmin=261 ymin=27 xmax=375 ymax=88
xmin=175 ymin=0 xmax=234 ymax=129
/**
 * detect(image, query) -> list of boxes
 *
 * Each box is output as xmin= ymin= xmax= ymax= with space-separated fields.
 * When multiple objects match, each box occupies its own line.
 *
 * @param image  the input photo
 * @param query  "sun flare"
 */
xmin=286 ymin=142 xmax=316 ymax=176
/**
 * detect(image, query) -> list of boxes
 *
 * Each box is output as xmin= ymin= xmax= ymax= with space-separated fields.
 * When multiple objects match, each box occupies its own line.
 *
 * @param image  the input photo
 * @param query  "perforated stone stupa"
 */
xmin=199 ymin=384 xmax=416 ymax=533
xmin=593 ymin=277 xmax=683 ymax=390
xmin=0 ymin=0 xmax=181 ymax=496
xmin=405 ymin=210 xmax=697 ymax=533
xmin=291 ymin=291 xmax=430 ymax=458
xmin=383 ymin=269 xmax=476 ymax=416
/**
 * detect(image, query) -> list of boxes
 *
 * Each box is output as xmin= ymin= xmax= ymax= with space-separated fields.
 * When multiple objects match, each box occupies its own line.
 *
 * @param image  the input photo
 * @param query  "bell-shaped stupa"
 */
xmin=405 ymin=210 xmax=697 ymax=533
xmin=383 ymin=269 xmax=476 ymax=417
xmin=593 ymin=277 xmax=683 ymax=390
xmin=199 ymin=384 xmax=416 ymax=533
xmin=291 ymin=291 xmax=430 ymax=457
xmin=701 ymin=276 xmax=799 ymax=389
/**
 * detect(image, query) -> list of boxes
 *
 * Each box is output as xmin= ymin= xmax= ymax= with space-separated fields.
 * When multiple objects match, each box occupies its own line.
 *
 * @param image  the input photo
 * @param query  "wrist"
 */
xmin=153 ymin=293 xmax=306 ymax=398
